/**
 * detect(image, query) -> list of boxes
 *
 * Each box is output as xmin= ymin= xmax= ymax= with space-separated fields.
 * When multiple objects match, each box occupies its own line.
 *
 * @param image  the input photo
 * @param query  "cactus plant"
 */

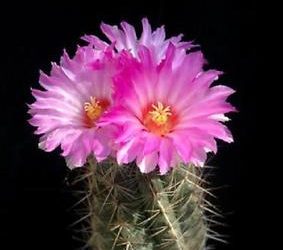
xmin=28 ymin=18 xmax=235 ymax=250
xmin=69 ymin=158 xmax=221 ymax=250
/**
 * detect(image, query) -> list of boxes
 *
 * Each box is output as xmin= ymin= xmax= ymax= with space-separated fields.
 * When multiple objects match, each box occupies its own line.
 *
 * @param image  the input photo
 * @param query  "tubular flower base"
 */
xmin=70 ymin=158 xmax=218 ymax=250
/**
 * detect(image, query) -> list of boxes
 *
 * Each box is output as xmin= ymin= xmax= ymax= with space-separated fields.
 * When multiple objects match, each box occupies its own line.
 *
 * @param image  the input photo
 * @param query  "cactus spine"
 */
xmin=71 ymin=158 xmax=215 ymax=250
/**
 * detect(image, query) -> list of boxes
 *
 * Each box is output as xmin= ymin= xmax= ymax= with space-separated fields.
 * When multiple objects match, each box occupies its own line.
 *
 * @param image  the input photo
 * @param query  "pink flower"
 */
xmin=29 ymin=19 xmax=236 ymax=174
xmin=82 ymin=18 xmax=194 ymax=64
xmin=102 ymin=45 xmax=236 ymax=174
xmin=29 ymin=44 xmax=117 ymax=168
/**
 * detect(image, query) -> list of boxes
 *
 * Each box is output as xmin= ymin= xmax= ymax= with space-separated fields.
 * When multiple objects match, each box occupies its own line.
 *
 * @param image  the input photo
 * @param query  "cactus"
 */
xmin=69 ymin=158 xmax=221 ymax=250
xmin=27 ymin=17 xmax=234 ymax=249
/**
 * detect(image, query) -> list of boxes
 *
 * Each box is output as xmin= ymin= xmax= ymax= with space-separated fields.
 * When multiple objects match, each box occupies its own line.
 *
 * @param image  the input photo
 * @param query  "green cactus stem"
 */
xmin=70 ymin=158 xmax=217 ymax=250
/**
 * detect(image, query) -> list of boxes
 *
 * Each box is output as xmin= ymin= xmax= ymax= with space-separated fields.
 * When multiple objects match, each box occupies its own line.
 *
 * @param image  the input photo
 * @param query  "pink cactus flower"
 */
xmin=102 ymin=44 xmax=236 ymax=174
xmin=82 ymin=18 xmax=194 ymax=64
xmin=29 ymin=45 xmax=117 ymax=168
xmin=29 ymin=19 xmax=235 ymax=174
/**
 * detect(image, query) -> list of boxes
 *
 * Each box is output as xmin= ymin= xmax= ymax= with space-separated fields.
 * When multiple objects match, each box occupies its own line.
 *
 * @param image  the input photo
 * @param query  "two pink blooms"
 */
xmin=29 ymin=19 xmax=235 ymax=174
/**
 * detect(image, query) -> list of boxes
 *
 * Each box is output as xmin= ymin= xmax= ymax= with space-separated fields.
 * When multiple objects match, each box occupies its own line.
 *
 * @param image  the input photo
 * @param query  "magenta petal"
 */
xmin=137 ymin=151 xmax=158 ymax=173
xmin=101 ymin=106 xmax=142 ymax=125
xmin=116 ymin=136 xmax=142 ymax=165
xmin=191 ymin=148 xmax=207 ymax=167
xmin=100 ymin=18 xmax=193 ymax=64
xmin=168 ymin=132 xmax=192 ymax=163
xmin=39 ymin=128 xmax=74 ymax=152
xmin=81 ymin=34 xmax=109 ymax=50
xmin=115 ymin=123 xmax=143 ymax=143
xmin=140 ymin=18 xmax=152 ymax=45
xmin=100 ymin=22 xmax=126 ymax=51
xmin=182 ymin=51 xmax=204 ymax=82
xmin=158 ymin=138 xmax=173 ymax=175
xmin=120 ymin=21 xmax=138 ymax=50
xmin=192 ymin=120 xmax=234 ymax=143
xmin=64 ymin=132 xmax=91 ymax=167
xmin=143 ymin=133 xmax=161 ymax=155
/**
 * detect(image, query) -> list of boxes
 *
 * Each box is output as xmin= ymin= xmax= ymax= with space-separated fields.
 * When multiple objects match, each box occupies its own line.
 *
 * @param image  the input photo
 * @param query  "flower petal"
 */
xmin=158 ymin=138 xmax=173 ymax=175
xmin=137 ymin=151 xmax=158 ymax=173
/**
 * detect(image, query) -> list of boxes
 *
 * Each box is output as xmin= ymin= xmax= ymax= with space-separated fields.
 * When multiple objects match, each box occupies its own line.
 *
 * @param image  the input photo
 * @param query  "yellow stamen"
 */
xmin=149 ymin=102 xmax=172 ymax=125
xmin=84 ymin=97 xmax=102 ymax=121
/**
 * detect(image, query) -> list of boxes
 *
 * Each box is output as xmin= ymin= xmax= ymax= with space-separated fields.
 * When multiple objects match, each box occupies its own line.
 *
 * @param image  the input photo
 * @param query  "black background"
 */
xmin=1 ymin=1 xmax=256 ymax=249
